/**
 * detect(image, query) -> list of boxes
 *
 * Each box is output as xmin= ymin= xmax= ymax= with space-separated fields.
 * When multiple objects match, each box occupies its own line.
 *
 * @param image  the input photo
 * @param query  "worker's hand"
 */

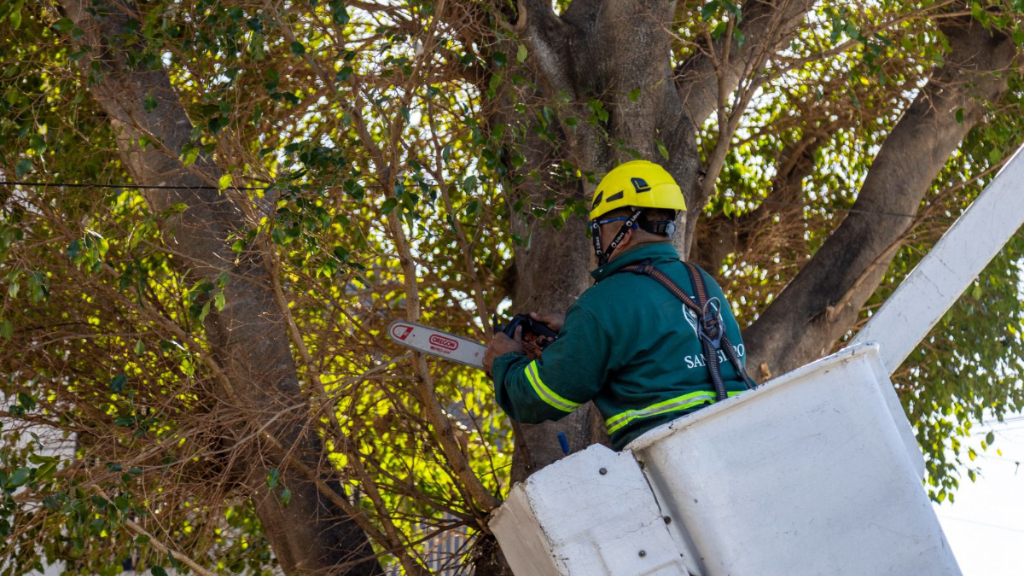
xmin=530 ymin=311 xmax=565 ymax=333
xmin=484 ymin=326 xmax=524 ymax=374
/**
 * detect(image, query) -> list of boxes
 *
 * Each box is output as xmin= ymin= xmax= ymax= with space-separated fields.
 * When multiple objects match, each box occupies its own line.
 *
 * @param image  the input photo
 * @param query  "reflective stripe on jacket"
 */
xmin=492 ymin=243 xmax=750 ymax=450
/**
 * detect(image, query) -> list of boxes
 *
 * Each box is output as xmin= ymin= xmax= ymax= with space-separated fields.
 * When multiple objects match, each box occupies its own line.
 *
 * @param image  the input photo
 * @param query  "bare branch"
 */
xmin=676 ymin=0 xmax=817 ymax=126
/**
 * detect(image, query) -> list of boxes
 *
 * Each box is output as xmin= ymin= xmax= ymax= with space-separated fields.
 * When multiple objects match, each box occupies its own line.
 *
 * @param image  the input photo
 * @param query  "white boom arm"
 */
xmin=851 ymin=144 xmax=1024 ymax=374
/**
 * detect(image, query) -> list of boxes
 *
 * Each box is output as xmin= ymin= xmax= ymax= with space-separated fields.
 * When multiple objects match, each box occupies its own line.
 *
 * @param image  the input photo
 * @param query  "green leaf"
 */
xmin=989 ymin=147 xmax=1003 ymax=164
xmin=18 ymin=393 xmax=36 ymax=411
xmin=266 ymin=468 xmax=280 ymax=489
xmin=628 ymin=88 xmax=641 ymax=102
xmin=15 ymin=158 xmax=32 ymax=177
xmin=52 ymin=17 xmax=74 ymax=33
xmin=701 ymin=0 xmax=720 ymax=21
xmin=985 ymin=431 xmax=995 ymax=445
xmin=655 ymin=139 xmax=669 ymax=160
xmin=10 ymin=9 xmax=22 ymax=30
xmin=110 ymin=374 xmax=127 ymax=393
xmin=587 ymin=99 xmax=609 ymax=123
xmin=955 ymin=108 xmax=964 ymax=124
xmin=198 ymin=301 xmax=211 ymax=323
xmin=279 ymin=488 xmax=291 ymax=506
xmin=733 ymin=28 xmax=745 ymax=48
xmin=7 ymin=467 xmax=32 ymax=488
xmin=1013 ymin=28 xmax=1024 ymax=47
xmin=517 ymin=44 xmax=528 ymax=63
xmin=143 ymin=94 xmax=158 ymax=113
xmin=331 ymin=1 xmax=350 ymax=25
xmin=181 ymin=146 xmax=200 ymax=166
xmin=0 ymin=319 xmax=13 ymax=340
xmin=218 ymin=174 xmax=233 ymax=190
xmin=151 ymin=567 xmax=168 ymax=576
xmin=214 ymin=292 xmax=226 ymax=311
xmin=290 ymin=41 xmax=305 ymax=56
xmin=381 ymin=198 xmax=398 ymax=215
xmin=114 ymin=416 xmax=135 ymax=427
xmin=29 ymin=135 xmax=45 ymax=154
xmin=336 ymin=66 xmax=353 ymax=82
xmin=36 ymin=461 xmax=58 ymax=481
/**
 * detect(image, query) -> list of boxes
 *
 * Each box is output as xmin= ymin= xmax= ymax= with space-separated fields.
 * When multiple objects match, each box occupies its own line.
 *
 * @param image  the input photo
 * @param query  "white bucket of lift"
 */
xmin=489 ymin=444 xmax=689 ymax=576
xmin=628 ymin=343 xmax=961 ymax=576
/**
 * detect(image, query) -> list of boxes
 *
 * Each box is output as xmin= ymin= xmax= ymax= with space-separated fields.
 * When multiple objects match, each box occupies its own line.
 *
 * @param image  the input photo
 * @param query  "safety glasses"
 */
xmin=590 ymin=216 xmax=636 ymax=228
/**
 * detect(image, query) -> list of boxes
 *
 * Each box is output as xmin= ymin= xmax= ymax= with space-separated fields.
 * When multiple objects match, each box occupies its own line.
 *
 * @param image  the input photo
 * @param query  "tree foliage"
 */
xmin=1 ymin=0 xmax=1023 ymax=574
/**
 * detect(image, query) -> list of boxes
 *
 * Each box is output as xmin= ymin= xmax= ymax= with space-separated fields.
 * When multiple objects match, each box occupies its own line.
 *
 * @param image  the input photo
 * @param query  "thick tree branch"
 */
xmin=515 ymin=0 xmax=575 ymax=98
xmin=745 ymin=14 xmax=1017 ymax=377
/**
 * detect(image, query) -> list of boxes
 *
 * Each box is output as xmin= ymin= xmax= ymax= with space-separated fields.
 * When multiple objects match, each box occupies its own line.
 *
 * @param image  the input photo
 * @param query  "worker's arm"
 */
xmin=490 ymin=305 xmax=611 ymax=424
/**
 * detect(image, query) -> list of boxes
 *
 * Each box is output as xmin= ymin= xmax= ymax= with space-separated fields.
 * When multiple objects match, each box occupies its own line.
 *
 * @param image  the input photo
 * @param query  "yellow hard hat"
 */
xmin=589 ymin=160 xmax=687 ymax=221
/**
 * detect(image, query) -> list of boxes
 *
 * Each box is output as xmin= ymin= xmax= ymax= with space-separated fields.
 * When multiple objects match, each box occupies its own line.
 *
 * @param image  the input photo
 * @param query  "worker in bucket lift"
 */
xmin=483 ymin=160 xmax=758 ymax=450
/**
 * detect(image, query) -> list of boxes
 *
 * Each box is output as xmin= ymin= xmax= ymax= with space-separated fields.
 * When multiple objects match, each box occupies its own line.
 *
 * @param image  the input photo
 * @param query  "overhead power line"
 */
xmin=1 ymin=180 xmax=934 ymax=219
xmin=0 ymin=180 xmax=271 ymax=191
xmin=937 ymin=514 xmax=1024 ymax=534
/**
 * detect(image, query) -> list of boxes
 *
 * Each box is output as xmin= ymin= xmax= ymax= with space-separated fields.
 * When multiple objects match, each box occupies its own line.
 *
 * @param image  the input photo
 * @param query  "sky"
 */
xmin=934 ymin=418 xmax=1024 ymax=575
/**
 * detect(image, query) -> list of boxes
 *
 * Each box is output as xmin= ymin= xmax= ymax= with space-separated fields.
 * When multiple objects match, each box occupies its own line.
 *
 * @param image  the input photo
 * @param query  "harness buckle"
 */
xmin=701 ymin=297 xmax=724 ymax=348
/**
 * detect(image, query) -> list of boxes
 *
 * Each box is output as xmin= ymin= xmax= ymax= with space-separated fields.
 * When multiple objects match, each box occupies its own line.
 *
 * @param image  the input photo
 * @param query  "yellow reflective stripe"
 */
xmin=525 ymin=360 xmax=580 ymax=413
xmin=606 ymin=389 xmax=746 ymax=434
xmin=605 ymin=390 xmax=710 ymax=428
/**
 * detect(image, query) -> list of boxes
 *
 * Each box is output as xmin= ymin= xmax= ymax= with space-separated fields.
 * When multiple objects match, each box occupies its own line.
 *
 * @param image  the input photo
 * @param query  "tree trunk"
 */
xmin=473 ymin=3 xmax=820 ymax=572
xmin=60 ymin=1 xmax=381 ymax=574
xmin=501 ymin=0 xmax=820 ymax=478
xmin=744 ymin=14 xmax=1016 ymax=376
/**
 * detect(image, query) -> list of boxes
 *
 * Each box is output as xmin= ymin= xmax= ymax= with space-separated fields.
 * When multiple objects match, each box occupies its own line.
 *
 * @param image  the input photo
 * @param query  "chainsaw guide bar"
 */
xmin=387 ymin=320 xmax=487 ymax=370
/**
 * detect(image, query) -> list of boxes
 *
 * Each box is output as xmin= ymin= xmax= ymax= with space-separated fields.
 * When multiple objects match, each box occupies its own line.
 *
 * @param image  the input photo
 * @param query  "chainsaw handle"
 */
xmin=524 ymin=317 xmax=559 ymax=340
xmin=502 ymin=314 xmax=558 ymax=345
xmin=502 ymin=314 xmax=525 ymax=339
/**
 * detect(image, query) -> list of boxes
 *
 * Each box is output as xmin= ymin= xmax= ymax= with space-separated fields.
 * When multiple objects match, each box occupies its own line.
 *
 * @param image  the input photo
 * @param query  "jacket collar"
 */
xmin=591 ymin=243 xmax=680 ymax=282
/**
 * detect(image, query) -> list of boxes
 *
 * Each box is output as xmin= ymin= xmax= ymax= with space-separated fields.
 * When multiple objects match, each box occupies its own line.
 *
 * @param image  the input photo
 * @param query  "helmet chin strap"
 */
xmin=591 ymin=208 xmax=644 ymax=266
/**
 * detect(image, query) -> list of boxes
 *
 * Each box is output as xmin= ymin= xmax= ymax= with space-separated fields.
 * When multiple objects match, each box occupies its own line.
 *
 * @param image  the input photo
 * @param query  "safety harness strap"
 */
xmin=619 ymin=260 xmax=757 ymax=398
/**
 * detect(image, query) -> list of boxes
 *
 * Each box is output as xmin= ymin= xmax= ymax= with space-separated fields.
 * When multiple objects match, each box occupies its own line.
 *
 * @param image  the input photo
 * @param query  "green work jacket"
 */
xmin=492 ymin=243 xmax=750 ymax=450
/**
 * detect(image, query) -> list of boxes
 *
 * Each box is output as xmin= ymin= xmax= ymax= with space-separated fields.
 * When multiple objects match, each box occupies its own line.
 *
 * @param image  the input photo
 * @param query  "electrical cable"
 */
xmin=1 ymin=180 xmax=933 ymax=219
xmin=0 ymin=180 xmax=270 ymax=191
xmin=936 ymin=515 xmax=1024 ymax=534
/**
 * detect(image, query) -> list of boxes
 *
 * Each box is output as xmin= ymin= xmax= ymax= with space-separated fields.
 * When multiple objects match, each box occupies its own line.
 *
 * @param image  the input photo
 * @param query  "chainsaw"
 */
xmin=387 ymin=314 xmax=558 ymax=370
